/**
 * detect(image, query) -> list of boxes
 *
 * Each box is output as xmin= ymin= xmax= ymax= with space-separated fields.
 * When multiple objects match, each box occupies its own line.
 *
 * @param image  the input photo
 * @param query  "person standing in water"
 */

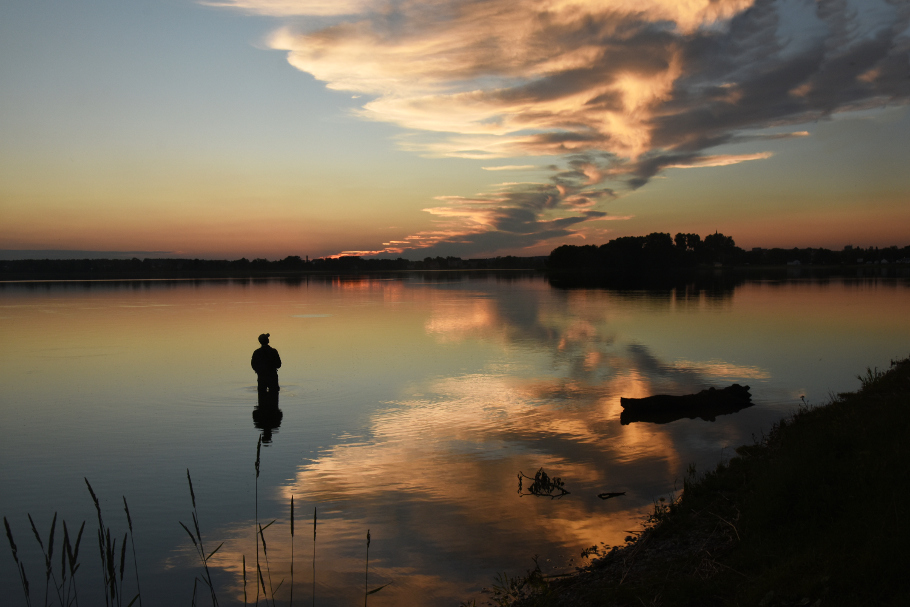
xmin=251 ymin=333 xmax=281 ymax=395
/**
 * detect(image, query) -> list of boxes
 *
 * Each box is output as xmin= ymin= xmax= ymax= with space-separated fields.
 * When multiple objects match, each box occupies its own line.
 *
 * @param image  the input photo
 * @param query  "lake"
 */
xmin=2 ymin=273 xmax=909 ymax=606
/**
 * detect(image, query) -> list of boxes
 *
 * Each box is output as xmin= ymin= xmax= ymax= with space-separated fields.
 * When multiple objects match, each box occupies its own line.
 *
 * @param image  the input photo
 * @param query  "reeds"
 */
xmin=27 ymin=512 xmax=62 ymax=607
xmin=252 ymin=435 xmax=287 ymax=607
xmin=179 ymin=470 xmax=221 ymax=607
xmin=122 ymin=498 xmax=142 ymax=607
xmin=4 ymin=515 xmax=33 ymax=607
xmin=364 ymin=530 xmax=370 ymax=607
xmin=86 ymin=478 xmax=140 ymax=607
xmin=257 ymin=519 xmax=280 ymax=606
xmin=4 ymin=480 xmax=141 ymax=607
xmin=363 ymin=529 xmax=390 ymax=604
xmin=289 ymin=496 xmax=294 ymax=607
xmin=6 ymin=446 xmax=389 ymax=607
xmin=254 ymin=436 xmax=261 ymax=606
xmin=312 ymin=507 xmax=316 ymax=607
xmin=56 ymin=517 xmax=88 ymax=607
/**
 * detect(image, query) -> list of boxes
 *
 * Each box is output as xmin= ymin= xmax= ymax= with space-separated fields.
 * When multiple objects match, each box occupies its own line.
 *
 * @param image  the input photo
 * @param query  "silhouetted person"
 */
xmin=251 ymin=333 xmax=281 ymax=396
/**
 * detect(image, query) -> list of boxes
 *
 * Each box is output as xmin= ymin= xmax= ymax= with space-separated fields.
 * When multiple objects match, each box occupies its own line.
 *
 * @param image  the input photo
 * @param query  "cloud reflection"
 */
xmin=189 ymin=282 xmax=765 ymax=603
xmin=148 ymin=278 xmax=793 ymax=606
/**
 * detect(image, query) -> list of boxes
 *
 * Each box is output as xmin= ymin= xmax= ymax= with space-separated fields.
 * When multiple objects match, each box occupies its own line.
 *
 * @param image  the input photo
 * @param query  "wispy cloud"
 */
xmin=481 ymin=165 xmax=537 ymax=171
xmin=663 ymin=152 xmax=774 ymax=169
xmin=214 ymin=0 xmax=910 ymax=256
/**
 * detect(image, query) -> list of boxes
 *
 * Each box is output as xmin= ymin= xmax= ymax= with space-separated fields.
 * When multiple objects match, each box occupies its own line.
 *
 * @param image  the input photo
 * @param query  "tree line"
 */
xmin=0 ymin=254 xmax=547 ymax=280
xmin=2 ymin=236 xmax=908 ymax=280
xmin=547 ymin=232 xmax=910 ymax=273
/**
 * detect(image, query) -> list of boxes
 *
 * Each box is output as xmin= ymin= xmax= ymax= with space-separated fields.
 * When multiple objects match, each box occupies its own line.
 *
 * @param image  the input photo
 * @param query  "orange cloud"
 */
xmin=260 ymin=0 xmax=748 ymax=162
xmin=664 ymin=152 xmax=774 ymax=168
xmin=210 ymin=0 xmax=910 ymax=257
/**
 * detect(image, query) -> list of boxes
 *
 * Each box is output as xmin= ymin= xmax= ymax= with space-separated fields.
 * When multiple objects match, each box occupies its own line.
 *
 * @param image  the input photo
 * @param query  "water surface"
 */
xmin=2 ymin=274 xmax=908 ymax=606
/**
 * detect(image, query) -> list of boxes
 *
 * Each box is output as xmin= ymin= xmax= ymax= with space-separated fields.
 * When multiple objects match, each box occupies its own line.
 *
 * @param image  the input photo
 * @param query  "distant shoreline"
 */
xmin=1 ymin=263 xmax=907 ymax=284
xmin=0 ymin=268 xmax=545 ymax=283
xmin=4 ymin=233 xmax=908 ymax=282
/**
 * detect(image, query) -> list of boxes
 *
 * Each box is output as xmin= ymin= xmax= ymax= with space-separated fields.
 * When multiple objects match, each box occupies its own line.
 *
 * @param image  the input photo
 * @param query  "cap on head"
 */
xmin=258 ymin=333 xmax=270 ymax=344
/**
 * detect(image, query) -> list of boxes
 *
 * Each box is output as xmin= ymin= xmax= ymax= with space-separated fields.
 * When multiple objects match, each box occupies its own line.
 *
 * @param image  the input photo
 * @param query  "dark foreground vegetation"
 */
xmin=489 ymin=357 xmax=910 ymax=607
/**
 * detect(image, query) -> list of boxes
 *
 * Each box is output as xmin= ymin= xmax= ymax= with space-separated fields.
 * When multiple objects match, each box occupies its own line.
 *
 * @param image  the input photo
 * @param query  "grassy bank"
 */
xmin=503 ymin=357 xmax=910 ymax=607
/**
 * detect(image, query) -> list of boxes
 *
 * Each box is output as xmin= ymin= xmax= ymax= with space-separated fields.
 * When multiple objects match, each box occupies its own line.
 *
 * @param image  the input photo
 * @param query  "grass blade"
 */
xmin=120 ymin=532 xmax=128 ymax=581
xmin=4 ymin=516 xmax=20 ymax=563
xmin=72 ymin=520 xmax=85 ymax=568
xmin=61 ymin=522 xmax=70 ymax=584
xmin=123 ymin=496 xmax=143 ymax=607
xmin=27 ymin=514 xmax=44 ymax=551
xmin=364 ymin=530 xmax=370 ymax=607
xmin=47 ymin=512 xmax=57 ymax=571
xmin=367 ymin=583 xmax=391 ymax=595
xmin=290 ymin=495 xmax=294 ymax=607
xmin=192 ymin=512 xmax=201 ymax=543
xmin=206 ymin=542 xmax=224 ymax=561
xmin=255 ymin=436 xmax=262 ymax=479
xmin=179 ymin=522 xmax=199 ymax=548
xmin=20 ymin=563 xmax=32 ymax=606
xmin=4 ymin=517 xmax=33 ymax=607
xmin=259 ymin=525 xmax=268 ymax=556
xmin=187 ymin=469 xmax=196 ymax=510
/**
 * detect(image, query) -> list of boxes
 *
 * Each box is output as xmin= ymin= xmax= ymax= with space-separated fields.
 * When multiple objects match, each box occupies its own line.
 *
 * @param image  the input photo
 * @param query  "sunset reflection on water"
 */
xmin=1 ymin=275 xmax=908 ymax=606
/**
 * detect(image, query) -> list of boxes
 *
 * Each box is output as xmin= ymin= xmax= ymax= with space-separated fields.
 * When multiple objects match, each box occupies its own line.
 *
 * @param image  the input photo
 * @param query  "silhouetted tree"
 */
xmin=702 ymin=232 xmax=737 ymax=264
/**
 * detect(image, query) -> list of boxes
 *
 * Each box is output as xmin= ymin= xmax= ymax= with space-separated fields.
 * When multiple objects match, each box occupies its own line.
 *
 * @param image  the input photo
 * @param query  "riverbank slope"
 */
xmin=507 ymin=357 xmax=910 ymax=607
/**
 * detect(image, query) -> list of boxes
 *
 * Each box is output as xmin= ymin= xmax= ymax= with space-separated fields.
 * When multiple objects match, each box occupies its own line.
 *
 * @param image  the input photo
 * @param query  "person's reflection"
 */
xmin=251 ymin=332 xmax=283 ymax=442
xmin=253 ymin=389 xmax=283 ymax=443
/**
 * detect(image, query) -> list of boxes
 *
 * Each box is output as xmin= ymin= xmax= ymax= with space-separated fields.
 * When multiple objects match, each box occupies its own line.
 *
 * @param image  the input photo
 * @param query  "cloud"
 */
xmin=358 ymin=156 xmax=622 ymax=257
xmin=216 ymin=0 xmax=910 ymax=256
xmin=481 ymin=165 xmax=537 ymax=171
xmin=663 ymin=152 xmax=774 ymax=169
xmin=202 ymin=0 xmax=373 ymax=17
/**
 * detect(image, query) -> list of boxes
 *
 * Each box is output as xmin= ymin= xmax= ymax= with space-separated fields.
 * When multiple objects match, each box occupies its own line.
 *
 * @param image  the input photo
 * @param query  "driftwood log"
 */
xmin=620 ymin=384 xmax=753 ymax=425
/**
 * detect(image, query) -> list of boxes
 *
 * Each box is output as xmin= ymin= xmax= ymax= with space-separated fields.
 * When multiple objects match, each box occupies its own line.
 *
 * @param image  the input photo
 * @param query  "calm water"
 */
xmin=2 ymin=274 xmax=909 ymax=606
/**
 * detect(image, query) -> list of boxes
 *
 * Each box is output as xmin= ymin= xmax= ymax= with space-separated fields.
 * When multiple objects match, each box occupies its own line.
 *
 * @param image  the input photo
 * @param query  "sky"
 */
xmin=1 ymin=0 xmax=908 ymax=260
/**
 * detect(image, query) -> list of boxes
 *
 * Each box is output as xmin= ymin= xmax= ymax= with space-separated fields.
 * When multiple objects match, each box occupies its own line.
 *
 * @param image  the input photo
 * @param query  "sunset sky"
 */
xmin=1 ymin=0 xmax=908 ymax=260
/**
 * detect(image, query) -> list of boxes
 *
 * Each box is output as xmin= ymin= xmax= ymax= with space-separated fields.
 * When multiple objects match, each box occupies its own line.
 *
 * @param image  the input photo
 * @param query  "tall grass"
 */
xmin=364 ymin=529 xmax=390 ymax=603
xmin=27 ymin=512 xmax=61 ymax=607
xmin=122 ymin=498 xmax=142 ymax=607
xmin=289 ymin=496 xmax=294 ymax=607
xmin=256 ymin=520 xmax=279 ymax=605
xmin=254 ymin=437 xmax=261 ymax=607
xmin=179 ymin=470 xmax=222 ymax=607
xmin=60 ymin=519 xmax=87 ymax=607
xmin=4 ymin=515 xmax=33 ymax=607
xmin=312 ymin=507 xmax=317 ymax=607
xmin=5 ymin=437 xmax=388 ymax=607
xmin=364 ymin=530 xmax=370 ymax=607
xmin=86 ymin=478 xmax=140 ymax=607
xmin=4 ymin=480 xmax=139 ymax=607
